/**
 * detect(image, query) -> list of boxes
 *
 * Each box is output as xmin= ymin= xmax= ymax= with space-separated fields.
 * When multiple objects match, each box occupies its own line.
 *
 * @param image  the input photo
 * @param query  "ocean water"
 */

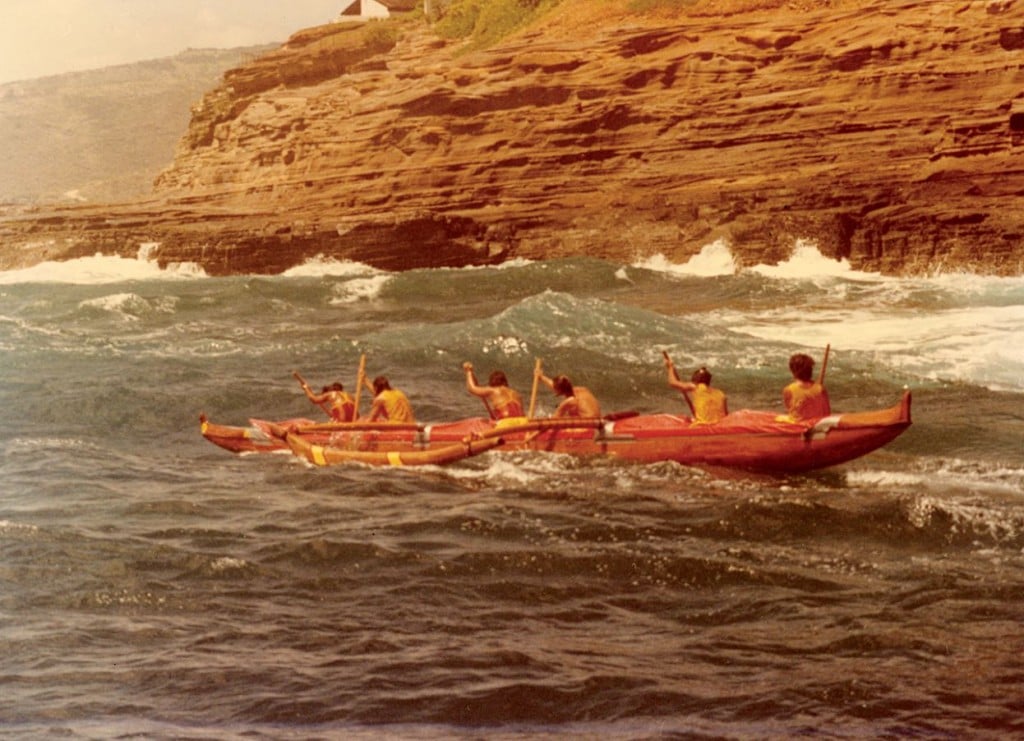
xmin=1 ymin=241 xmax=1022 ymax=738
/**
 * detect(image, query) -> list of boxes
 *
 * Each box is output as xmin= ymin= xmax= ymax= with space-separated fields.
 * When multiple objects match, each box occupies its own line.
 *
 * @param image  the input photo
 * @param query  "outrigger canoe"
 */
xmin=200 ymin=390 xmax=911 ymax=473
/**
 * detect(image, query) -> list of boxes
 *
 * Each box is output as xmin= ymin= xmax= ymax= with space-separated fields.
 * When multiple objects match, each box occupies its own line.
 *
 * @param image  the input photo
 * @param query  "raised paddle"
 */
xmin=528 ymin=358 xmax=543 ymax=419
xmin=522 ymin=358 xmax=548 ymax=444
xmin=662 ymin=350 xmax=696 ymax=416
xmin=819 ymin=344 xmax=831 ymax=385
xmin=661 ymin=351 xmax=678 ymax=382
xmin=352 ymin=353 xmax=367 ymax=419
xmin=293 ymin=371 xmax=330 ymax=417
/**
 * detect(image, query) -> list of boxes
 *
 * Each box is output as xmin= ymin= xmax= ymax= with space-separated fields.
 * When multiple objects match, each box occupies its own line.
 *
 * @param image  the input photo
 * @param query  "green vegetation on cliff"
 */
xmin=435 ymin=0 xmax=562 ymax=49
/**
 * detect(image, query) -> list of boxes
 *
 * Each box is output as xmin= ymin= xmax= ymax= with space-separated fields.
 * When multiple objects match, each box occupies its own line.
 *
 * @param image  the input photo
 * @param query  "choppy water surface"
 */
xmin=1 ymin=243 xmax=1022 ymax=738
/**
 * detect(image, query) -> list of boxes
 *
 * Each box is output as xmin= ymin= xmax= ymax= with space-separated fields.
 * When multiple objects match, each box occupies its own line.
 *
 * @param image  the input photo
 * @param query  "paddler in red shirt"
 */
xmin=299 ymin=380 xmax=356 ymax=422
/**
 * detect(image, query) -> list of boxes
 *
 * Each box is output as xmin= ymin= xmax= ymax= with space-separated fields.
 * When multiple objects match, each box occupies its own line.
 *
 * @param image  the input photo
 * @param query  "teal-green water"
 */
xmin=1 ymin=246 xmax=1022 ymax=737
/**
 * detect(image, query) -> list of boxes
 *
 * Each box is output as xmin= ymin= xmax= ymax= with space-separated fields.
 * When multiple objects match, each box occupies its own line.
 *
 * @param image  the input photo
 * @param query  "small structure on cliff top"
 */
xmin=336 ymin=0 xmax=394 ymax=20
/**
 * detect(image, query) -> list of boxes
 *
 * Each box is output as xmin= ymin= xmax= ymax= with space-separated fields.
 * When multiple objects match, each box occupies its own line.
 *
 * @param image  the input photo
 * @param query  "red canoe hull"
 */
xmin=200 ymin=391 xmax=912 ymax=473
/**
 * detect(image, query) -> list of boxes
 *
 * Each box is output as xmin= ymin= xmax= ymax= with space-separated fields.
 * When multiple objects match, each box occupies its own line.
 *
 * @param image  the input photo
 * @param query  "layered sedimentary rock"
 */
xmin=2 ymin=0 xmax=1023 ymax=275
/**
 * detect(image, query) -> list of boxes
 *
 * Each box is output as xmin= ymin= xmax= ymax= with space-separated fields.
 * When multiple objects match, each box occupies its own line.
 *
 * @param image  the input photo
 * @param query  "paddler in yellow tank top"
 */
xmin=664 ymin=357 xmax=728 ymax=425
xmin=780 ymin=352 xmax=831 ymax=422
xmin=367 ymin=375 xmax=415 ymax=423
xmin=462 ymin=362 xmax=524 ymax=419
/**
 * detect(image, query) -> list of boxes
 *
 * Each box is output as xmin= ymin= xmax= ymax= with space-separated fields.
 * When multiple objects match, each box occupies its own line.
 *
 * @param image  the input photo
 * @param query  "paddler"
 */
xmin=535 ymin=369 xmax=601 ymax=418
xmin=462 ymin=362 xmax=524 ymax=420
xmin=664 ymin=357 xmax=728 ymax=424
xmin=780 ymin=352 xmax=831 ymax=422
xmin=367 ymin=375 xmax=416 ymax=423
xmin=299 ymin=380 xmax=356 ymax=422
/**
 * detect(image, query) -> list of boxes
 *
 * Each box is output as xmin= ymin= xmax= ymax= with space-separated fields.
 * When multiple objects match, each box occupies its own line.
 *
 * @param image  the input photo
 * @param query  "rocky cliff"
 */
xmin=2 ymin=0 xmax=1023 ymax=275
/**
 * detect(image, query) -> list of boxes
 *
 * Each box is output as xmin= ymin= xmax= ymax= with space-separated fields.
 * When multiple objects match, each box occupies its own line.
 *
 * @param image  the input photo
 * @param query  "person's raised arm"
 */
xmin=295 ymin=372 xmax=328 ymax=404
xmin=300 ymin=382 xmax=319 ymax=402
xmin=463 ymin=361 xmax=487 ymax=397
xmin=535 ymin=368 xmax=555 ymax=391
xmin=663 ymin=353 xmax=693 ymax=393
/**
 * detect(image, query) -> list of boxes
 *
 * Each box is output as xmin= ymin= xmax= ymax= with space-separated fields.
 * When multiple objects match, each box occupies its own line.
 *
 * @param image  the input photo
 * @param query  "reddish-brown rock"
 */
xmin=2 ymin=0 xmax=1023 ymax=275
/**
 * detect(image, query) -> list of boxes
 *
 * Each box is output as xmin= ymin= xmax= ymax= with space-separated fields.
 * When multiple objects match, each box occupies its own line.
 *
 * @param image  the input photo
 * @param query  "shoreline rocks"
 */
xmin=3 ymin=0 xmax=1023 ymax=276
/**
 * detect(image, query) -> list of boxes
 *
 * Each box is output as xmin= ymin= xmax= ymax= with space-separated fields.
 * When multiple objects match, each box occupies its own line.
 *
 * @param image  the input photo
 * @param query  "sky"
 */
xmin=0 ymin=0 xmax=349 ymax=85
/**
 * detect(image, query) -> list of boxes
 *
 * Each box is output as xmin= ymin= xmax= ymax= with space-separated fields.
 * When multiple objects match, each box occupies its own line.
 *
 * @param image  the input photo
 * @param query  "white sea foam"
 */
xmin=444 ymin=451 xmax=580 ymax=488
xmin=281 ymin=256 xmax=379 ymax=278
xmin=903 ymin=491 xmax=1024 ymax=545
xmin=0 ymin=247 xmax=204 ymax=285
xmin=209 ymin=557 xmax=249 ymax=572
xmin=634 ymin=239 xmax=885 ymax=281
xmin=720 ymin=299 xmax=1024 ymax=391
xmin=481 ymin=334 xmax=530 ymax=356
xmin=849 ymin=459 xmax=1024 ymax=502
xmin=699 ymin=242 xmax=1024 ymax=391
xmin=328 ymin=274 xmax=393 ymax=303
xmin=925 ymin=270 xmax=1024 ymax=294
xmin=453 ymin=257 xmax=535 ymax=272
xmin=77 ymin=292 xmax=178 ymax=321
xmin=492 ymin=257 xmax=535 ymax=270
xmin=0 ymin=520 xmax=40 ymax=536
xmin=751 ymin=239 xmax=884 ymax=282
xmin=845 ymin=470 xmax=930 ymax=488
xmin=633 ymin=239 xmax=738 ymax=277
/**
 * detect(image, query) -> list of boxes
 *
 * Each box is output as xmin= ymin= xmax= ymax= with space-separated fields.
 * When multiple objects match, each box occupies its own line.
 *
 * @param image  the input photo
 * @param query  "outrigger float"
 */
xmin=199 ymin=389 xmax=912 ymax=474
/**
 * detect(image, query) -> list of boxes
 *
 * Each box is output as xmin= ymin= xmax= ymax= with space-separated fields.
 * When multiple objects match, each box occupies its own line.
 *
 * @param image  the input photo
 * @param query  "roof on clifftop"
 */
xmin=341 ymin=0 xmax=417 ymax=12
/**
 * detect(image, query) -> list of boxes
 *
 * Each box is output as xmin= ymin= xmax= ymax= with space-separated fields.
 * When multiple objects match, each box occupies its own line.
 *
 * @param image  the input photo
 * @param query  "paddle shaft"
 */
xmin=353 ymin=354 xmax=367 ymax=418
xmin=294 ymin=371 xmax=329 ymax=416
xmin=818 ymin=344 xmax=831 ymax=385
xmin=661 ymin=351 xmax=679 ymax=382
xmin=662 ymin=350 xmax=696 ymax=416
xmin=527 ymin=358 xmax=542 ymax=419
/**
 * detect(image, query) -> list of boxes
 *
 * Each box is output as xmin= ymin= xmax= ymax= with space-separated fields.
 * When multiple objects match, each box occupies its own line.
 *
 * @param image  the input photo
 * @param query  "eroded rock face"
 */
xmin=2 ymin=0 xmax=1023 ymax=275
